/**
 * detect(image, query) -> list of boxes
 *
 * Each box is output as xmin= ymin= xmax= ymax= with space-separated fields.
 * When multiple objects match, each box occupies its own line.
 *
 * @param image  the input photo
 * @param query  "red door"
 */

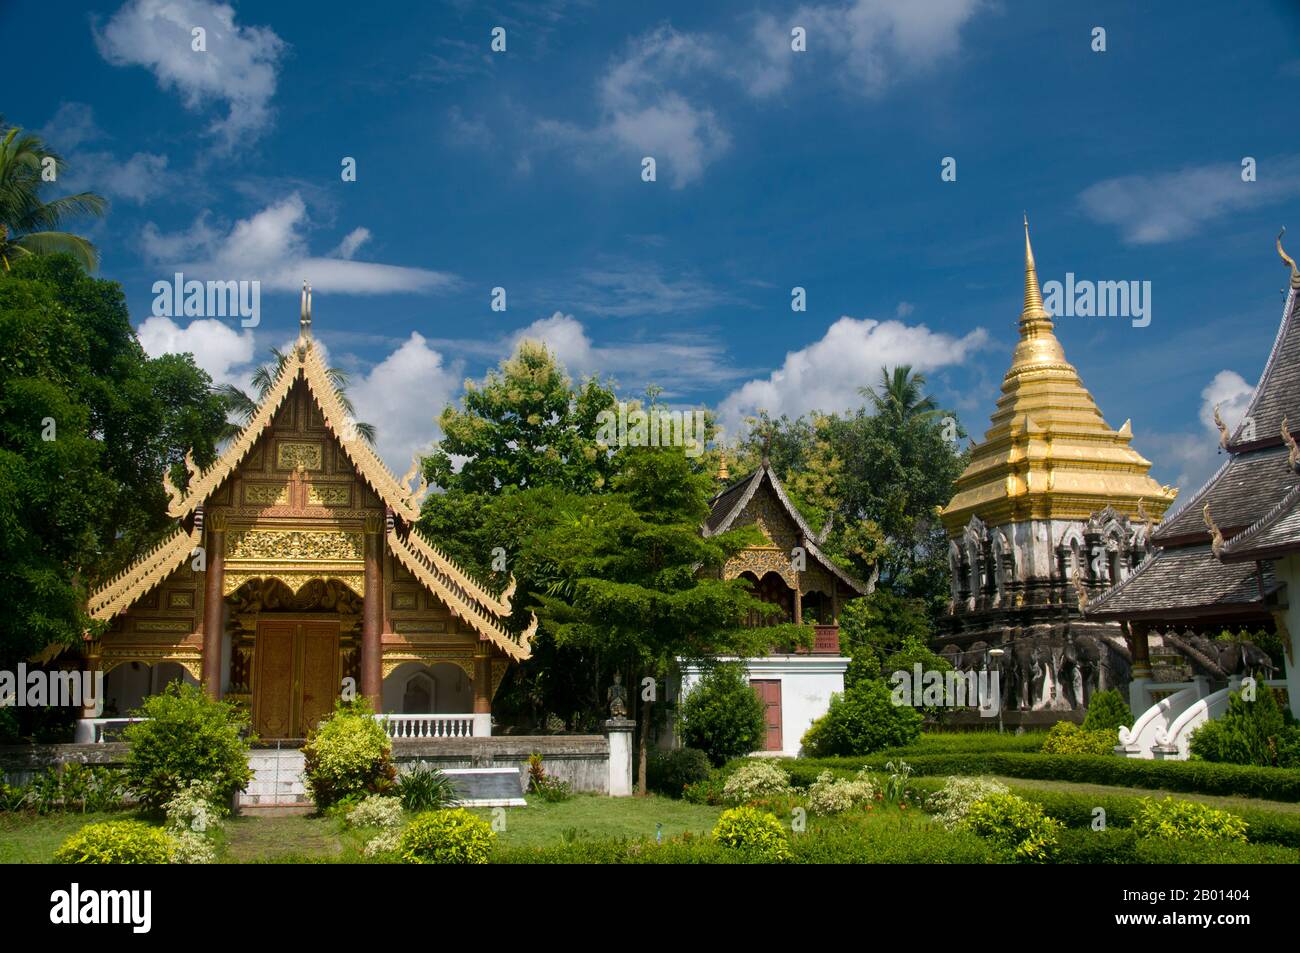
xmin=751 ymin=679 xmax=783 ymax=752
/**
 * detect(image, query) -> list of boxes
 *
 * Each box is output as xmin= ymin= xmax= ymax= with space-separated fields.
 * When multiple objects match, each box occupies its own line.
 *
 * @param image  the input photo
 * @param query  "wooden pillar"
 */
xmin=361 ymin=514 xmax=383 ymax=710
xmin=474 ymin=648 xmax=492 ymax=714
xmin=1131 ymin=622 xmax=1152 ymax=679
xmin=793 ymin=586 xmax=803 ymax=625
xmin=201 ymin=511 xmax=226 ymax=700
xmin=831 ymin=580 xmax=840 ymax=625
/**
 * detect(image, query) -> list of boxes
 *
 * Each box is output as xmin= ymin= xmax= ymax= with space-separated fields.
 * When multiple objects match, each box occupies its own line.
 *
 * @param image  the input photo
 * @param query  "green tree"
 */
xmin=0 ymin=123 xmax=106 ymax=271
xmin=0 ymin=256 xmax=228 ymax=666
xmin=861 ymin=364 xmax=940 ymax=426
xmin=678 ymin=662 xmax=767 ymax=765
xmin=526 ymin=445 xmax=799 ymax=793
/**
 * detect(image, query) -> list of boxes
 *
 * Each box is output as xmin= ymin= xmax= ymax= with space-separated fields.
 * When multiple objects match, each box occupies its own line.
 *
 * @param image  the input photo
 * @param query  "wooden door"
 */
xmin=253 ymin=619 xmax=340 ymax=738
xmin=751 ymin=679 xmax=783 ymax=752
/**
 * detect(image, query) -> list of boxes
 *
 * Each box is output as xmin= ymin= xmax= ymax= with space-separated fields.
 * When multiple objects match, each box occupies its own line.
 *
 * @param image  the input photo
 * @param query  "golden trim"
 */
xmin=88 ymin=526 xmax=202 ymax=621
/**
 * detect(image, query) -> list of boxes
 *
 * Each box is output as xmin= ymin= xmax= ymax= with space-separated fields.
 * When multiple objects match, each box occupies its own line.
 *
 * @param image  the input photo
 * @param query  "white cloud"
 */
xmin=1141 ymin=369 xmax=1256 ymax=493
xmin=1199 ymin=369 xmax=1253 ymax=435
xmin=37 ymin=102 xmax=104 ymax=149
xmin=570 ymin=260 xmax=735 ymax=316
xmin=331 ymin=227 xmax=371 ymax=260
xmin=717 ymin=315 xmax=989 ymax=433
xmin=1079 ymin=156 xmax=1300 ymax=244
xmin=136 ymin=314 xmax=256 ymax=387
xmin=141 ymin=193 xmax=459 ymax=294
xmin=348 ymin=333 xmax=463 ymax=471
xmin=94 ymin=0 xmax=286 ymax=150
xmin=80 ymin=150 xmax=176 ymax=202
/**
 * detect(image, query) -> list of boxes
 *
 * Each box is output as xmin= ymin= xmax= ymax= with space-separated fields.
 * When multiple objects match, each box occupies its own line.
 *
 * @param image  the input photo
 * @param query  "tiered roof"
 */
xmin=88 ymin=291 xmax=535 ymax=658
xmin=1089 ymin=233 xmax=1300 ymax=622
xmin=941 ymin=220 xmax=1177 ymax=534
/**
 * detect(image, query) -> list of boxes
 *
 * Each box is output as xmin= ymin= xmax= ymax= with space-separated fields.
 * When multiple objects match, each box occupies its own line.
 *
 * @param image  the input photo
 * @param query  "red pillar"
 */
xmin=474 ymin=649 xmax=492 ymax=715
xmin=361 ymin=515 xmax=383 ymax=710
xmin=201 ymin=511 xmax=226 ymax=700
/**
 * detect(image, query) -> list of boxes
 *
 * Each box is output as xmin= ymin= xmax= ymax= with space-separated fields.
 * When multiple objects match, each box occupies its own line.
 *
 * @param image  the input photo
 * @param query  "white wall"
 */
xmin=1272 ymin=555 xmax=1300 ymax=719
xmin=677 ymin=656 xmax=848 ymax=758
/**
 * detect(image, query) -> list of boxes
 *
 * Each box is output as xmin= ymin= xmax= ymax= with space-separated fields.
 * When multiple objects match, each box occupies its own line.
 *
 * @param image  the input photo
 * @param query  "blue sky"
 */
xmin=8 ymin=0 xmax=1300 ymax=493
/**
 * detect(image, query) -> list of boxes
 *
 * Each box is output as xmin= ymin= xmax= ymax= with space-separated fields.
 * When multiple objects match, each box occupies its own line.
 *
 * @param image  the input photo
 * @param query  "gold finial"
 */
xmin=1203 ymin=503 xmax=1225 ymax=559
xmin=300 ymin=279 xmax=313 ymax=336
xmin=1213 ymin=404 xmax=1230 ymax=450
xmin=717 ymin=450 xmax=730 ymax=483
xmin=1279 ymin=228 xmax=1300 ymax=289
xmin=1022 ymin=215 xmax=1050 ymax=321
xmin=1283 ymin=416 xmax=1299 ymax=472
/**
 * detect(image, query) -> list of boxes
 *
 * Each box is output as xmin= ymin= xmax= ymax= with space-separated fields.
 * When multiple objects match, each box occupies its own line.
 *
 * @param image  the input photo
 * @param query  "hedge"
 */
xmin=1055 ymin=828 xmax=1299 ymax=865
xmin=792 ymin=753 xmax=1300 ymax=801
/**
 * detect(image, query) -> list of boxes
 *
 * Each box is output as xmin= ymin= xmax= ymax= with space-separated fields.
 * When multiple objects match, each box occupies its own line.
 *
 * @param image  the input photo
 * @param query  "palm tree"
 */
xmin=0 ymin=122 xmax=107 ymax=271
xmin=217 ymin=346 xmax=378 ymax=445
xmin=861 ymin=365 xmax=939 ymax=426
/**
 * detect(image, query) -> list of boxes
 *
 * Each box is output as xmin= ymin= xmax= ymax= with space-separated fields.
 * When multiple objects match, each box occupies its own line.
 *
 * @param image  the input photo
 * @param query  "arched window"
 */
xmin=402 ymin=672 xmax=435 ymax=714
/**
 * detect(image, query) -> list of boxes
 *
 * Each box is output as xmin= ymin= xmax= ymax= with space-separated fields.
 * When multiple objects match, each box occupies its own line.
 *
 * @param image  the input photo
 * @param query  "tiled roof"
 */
xmin=1228 ymin=284 xmax=1300 ymax=449
xmin=1087 ymin=543 xmax=1279 ymax=620
xmin=1220 ymin=480 xmax=1300 ymax=562
xmin=1154 ymin=445 xmax=1294 ymax=542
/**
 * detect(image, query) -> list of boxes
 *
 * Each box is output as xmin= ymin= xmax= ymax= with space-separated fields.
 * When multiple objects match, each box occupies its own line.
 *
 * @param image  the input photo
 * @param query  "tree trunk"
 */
xmin=638 ymin=685 xmax=651 ymax=796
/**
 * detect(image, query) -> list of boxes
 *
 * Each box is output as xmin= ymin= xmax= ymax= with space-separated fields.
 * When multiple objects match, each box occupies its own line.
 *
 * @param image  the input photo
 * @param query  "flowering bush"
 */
xmin=54 ymin=820 xmax=174 ymax=864
xmin=721 ymin=760 xmax=792 ymax=804
xmin=363 ymin=828 xmax=402 ymax=858
xmin=164 ymin=779 xmax=227 ymax=835
xmin=303 ymin=701 xmax=396 ymax=809
xmin=712 ymin=806 xmax=791 ymax=862
xmin=168 ymin=829 xmax=216 ymax=864
xmin=399 ymin=808 xmax=494 ymax=864
xmin=926 ymin=776 xmax=1011 ymax=830
xmin=347 ymin=794 xmax=404 ymax=830
xmin=1131 ymin=797 xmax=1248 ymax=842
xmin=807 ymin=769 xmax=875 ymax=816
xmin=961 ymin=793 xmax=1062 ymax=863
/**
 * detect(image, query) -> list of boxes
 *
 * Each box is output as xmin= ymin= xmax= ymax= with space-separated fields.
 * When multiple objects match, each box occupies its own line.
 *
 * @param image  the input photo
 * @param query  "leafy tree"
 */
xmin=424 ymin=340 xmax=618 ymax=495
xmin=861 ymin=364 xmax=940 ymax=426
xmin=678 ymin=662 xmax=767 ymax=765
xmin=525 ymin=445 xmax=798 ymax=793
xmin=1082 ymin=688 xmax=1133 ymax=732
xmin=0 ymin=256 xmax=228 ymax=666
xmin=801 ymin=679 xmax=922 ymax=757
xmin=0 ymin=122 xmax=106 ymax=271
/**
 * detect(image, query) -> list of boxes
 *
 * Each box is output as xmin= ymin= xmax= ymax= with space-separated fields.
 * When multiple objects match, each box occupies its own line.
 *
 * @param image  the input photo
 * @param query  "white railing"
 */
xmin=376 ymin=713 xmax=490 ymax=739
xmin=73 ymin=717 xmax=148 ymax=743
xmin=1124 ymin=677 xmax=1290 ymax=760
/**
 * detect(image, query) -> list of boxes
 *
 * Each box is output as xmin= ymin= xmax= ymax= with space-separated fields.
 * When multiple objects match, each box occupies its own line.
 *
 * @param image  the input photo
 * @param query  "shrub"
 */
xmin=30 ymin=763 xmax=128 ymax=814
xmin=0 ymin=782 xmax=29 ymax=812
xmin=347 ymin=794 xmax=404 ymax=830
xmin=54 ymin=820 xmax=174 ymax=864
xmin=163 ymin=779 xmax=226 ymax=834
xmin=168 ymin=829 xmax=216 ymax=864
xmin=1040 ymin=721 xmax=1116 ymax=756
xmin=646 ymin=748 xmax=713 ymax=798
xmin=678 ymin=663 xmax=767 ymax=765
xmin=1131 ymin=796 xmax=1248 ymax=842
xmin=926 ymin=776 xmax=1011 ymax=830
xmin=363 ymin=828 xmax=402 ymax=858
xmin=682 ymin=772 xmax=727 ymax=806
xmin=711 ymin=806 xmax=791 ymax=861
xmin=1082 ymin=689 xmax=1133 ymax=732
xmin=801 ymin=680 xmax=921 ymax=757
xmin=961 ymin=793 xmax=1062 ymax=863
xmin=302 ymin=700 xmax=396 ymax=810
xmin=1189 ymin=686 xmax=1300 ymax=768
xmin=807 ymin=769 xmax=875 ymax=815
xmin=721 ymin=759 xmax=793 ymax=804
xmin=526 ymin=753 xmax=571 ymax=802
xmin=397 ymin=765 xmax=459 ymax=811
xmin=123 ymin=682 xmax=251 ymax=811
xmin=399 ymin=808 xmax=494 ymax=864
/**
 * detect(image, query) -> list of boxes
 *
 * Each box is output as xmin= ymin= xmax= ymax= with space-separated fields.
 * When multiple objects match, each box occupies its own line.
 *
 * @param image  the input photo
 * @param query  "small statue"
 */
xmin=607 ymin=672 xmax=628 ymax=719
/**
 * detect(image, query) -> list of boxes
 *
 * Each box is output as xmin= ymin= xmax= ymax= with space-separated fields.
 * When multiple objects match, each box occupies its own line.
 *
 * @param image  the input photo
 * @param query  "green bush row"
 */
xmin=1055 ymin=828 xmax=1299 ymax=864
xmin=793 ymin=752 xmax=1300 ymax=801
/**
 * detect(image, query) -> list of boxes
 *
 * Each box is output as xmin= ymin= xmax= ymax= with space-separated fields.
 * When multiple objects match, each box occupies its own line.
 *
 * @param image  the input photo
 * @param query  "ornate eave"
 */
xmin=942 ymin=219 xmax=1177 ymax=536
xmin=386 ymin=523 xmax=535 ymax=661
xmin=706 ymin=461 xmax=870 ymax=595
xmin=88 ymin=525 xmax=202 ymax=622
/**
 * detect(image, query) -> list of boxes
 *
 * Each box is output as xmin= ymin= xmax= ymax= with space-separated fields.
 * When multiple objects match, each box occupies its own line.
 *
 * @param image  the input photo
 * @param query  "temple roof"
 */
xmin=1153 ymin=445 xmax=1293 ymax=543
xmin=941 ymin=220 xmax=1177 ymax=534
xmin=88 ymin=291 xmax=533 ymax=659
xmin=1086 ymin=543 xmax=1280 ymax=621
xmin=706 ymin=461 xmax=871 ymax=595
xmin=1220 ymin=479 xmax=1300 ymax=563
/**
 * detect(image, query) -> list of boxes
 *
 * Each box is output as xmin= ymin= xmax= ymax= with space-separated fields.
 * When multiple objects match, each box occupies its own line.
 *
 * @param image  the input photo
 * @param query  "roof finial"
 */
xmin=300 ymin=279 xmax=313 ymax=337
xmin=717 ymin=449 xmax=730 ymax=483
xmin=1278 ymin=228 xmax=1300 ymax=289
xmin=1022 ymin=214 xmax=1049 ymax=322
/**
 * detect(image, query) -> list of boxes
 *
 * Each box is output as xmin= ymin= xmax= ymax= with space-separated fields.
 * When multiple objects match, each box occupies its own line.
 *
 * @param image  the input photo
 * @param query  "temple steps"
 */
xmin=238 ymin=747 xmax=310 ymax=808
